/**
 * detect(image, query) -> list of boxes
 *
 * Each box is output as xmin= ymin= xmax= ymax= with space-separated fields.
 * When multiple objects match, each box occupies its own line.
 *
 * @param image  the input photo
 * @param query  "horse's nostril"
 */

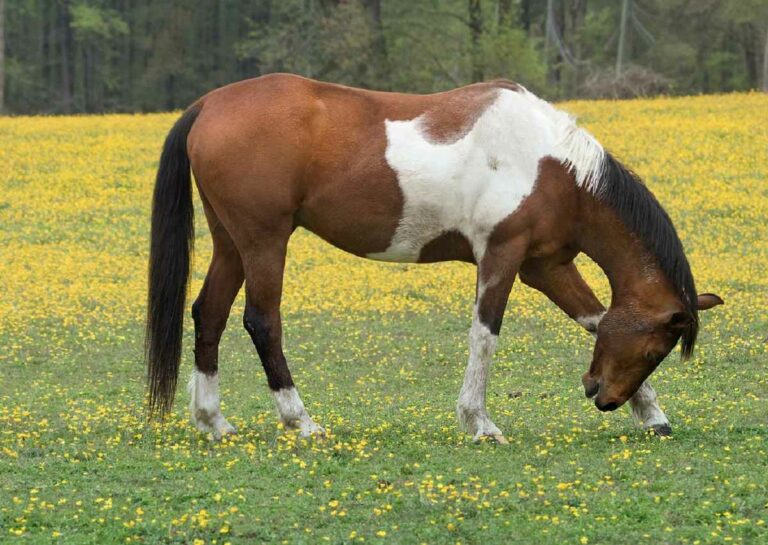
xmin=584 ymin=383 xmax=599 ymax=398
xmin=582 ymin=375 xmax=599 ymax=398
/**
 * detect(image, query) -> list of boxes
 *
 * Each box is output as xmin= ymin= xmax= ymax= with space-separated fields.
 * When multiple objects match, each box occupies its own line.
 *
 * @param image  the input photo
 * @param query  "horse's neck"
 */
xmin=576 ymin=194 xmax=671 ymax=305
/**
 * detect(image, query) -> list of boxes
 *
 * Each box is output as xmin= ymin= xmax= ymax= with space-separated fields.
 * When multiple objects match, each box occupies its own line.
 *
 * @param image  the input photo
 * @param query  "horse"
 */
xmin=145 ymin=74 xmax=723 ymax=443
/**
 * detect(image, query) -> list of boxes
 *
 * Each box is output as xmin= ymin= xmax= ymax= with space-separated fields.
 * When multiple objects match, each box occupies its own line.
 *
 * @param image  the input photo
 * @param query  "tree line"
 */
xmin=1 ymin=0 xmax=767 ymax=115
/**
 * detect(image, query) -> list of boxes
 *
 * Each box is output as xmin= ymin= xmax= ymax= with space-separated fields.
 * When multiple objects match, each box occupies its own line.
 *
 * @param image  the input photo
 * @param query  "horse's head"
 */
xmin=582 ymin=293 xmax=723 ymax=411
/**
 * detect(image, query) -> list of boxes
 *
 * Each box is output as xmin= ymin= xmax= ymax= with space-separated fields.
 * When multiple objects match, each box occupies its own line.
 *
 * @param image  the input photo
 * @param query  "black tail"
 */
xmin=146 ymin=105 xmax=201 ymax=418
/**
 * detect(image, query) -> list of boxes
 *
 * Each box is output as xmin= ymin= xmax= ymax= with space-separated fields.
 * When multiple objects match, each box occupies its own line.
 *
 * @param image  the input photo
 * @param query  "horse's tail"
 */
xmin=145 ymin=105 xmax=201 ymax=419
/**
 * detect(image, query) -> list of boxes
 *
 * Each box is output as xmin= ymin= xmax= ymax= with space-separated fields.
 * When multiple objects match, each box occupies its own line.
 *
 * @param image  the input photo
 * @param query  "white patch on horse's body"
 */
xmin=456 ymin=302 xmax=503 ymax=441
xmin=188 ymin=369 xmax=236 ymax=439
xmin=368 ymin=88 xmax=604 ymax=262
xmin=629 ymin=381 xmax=670 ymax=430
xmin=272 ymin=387 xmax=325 ymax=437
xmin=577 ymin=311 xmax=607 ymax=336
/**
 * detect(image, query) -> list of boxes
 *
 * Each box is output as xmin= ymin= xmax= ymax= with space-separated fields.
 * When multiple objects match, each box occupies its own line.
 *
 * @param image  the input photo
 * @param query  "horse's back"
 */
xmin=187 ymin=73 xmax=508 ymax=177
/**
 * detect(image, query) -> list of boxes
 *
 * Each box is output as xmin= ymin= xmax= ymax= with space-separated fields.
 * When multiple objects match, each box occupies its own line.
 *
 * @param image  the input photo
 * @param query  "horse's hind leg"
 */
xmin=240 ymin=228 xmax=324 ymax=437
xmin=188 ymin=206 xmax=244 ymax=439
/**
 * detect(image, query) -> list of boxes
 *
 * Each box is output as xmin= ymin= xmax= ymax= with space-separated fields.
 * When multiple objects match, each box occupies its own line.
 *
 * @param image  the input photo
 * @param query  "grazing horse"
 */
xmin=146 ymin=74 xmax=723 ymax=442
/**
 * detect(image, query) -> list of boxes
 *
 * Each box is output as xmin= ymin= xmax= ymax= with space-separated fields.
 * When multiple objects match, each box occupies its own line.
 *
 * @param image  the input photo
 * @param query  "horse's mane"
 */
xmin=593 ymin=153 xmax=699 ymax=359
xmin=516 ymin=89 xmax=699 ymax=358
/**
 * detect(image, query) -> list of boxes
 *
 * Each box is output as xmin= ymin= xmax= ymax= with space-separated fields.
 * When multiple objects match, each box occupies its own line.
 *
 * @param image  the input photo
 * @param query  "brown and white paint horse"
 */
xmin=146 ymin=74 xmax=723 ymax=442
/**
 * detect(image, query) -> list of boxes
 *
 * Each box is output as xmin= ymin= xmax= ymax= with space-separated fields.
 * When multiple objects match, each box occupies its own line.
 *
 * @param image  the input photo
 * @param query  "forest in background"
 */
xmin=1 ymin=0 xmax=767 ymax=115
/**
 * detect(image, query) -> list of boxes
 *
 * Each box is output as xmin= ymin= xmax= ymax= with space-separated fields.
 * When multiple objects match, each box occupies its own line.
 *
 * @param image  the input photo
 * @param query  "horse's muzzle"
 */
xmin=582 ymin=373 xmax=622 ymax=411
xmin=595 ymin=399 xmax=619 ymax=412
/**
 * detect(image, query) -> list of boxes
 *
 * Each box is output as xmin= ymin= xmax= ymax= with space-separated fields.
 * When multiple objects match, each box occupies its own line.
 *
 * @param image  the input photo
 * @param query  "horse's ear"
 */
xmin=697 ymin=293 xmax=724 ymax=311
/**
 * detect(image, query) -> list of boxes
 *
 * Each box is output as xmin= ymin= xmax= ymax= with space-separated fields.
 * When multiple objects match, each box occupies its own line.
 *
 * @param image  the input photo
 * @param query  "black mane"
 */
xmin=597 ymin=152 xmax=698 ymax=359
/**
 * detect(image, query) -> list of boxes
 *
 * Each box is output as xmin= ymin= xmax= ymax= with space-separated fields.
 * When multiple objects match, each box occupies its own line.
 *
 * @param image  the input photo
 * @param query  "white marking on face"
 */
xmin=629 ymin=381 xmax=669 ymax=429
xmin=272 ymin=387 xmax=325 ymax=437
xmin=577 ymin=311 xmax=606 ymax=337
xmin=188 ymin=369 xmax=235 ymax=439
xmin=368 ymin=88 xmax=604 ymax=262
xmin=456 ymin=305 xmax=503 ymax=440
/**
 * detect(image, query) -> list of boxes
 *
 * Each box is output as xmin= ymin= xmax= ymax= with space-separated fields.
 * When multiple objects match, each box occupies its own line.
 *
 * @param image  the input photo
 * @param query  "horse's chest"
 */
xmin=368 ymin=113 xmax=543 ymax=263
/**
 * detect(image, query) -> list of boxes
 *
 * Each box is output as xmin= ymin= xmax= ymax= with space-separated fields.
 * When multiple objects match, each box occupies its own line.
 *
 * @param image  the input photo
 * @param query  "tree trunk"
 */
xmin=217 ymin=0 xmax=227 ymax=85
xmin=468 ymin=0 xmax=483 ymax=82
xmin=553 ymin=0 xmax=565 ymax=88
xmin=362 ymin=0 xmax=388 ymax=89
xmin=83 ymin=45 xmax=90 ymax=112
xmin=166 ymin=73 xmax=175 ymax=110
xmin=569 ymin=0 xmax=587 ymax=92
xmin=736 ymin=24 xmax=758 ymax=89
xmin=763 ymin=24 xmax=768 ymax=92
xmin=0 ymin=0 xmax=5 ymax=113
xmin=520 ymin=0 xmax=531 ymax=32
xmin=123 ymin=0 xmax=135 ymax=110
xmin=616 ymin=0 xmax=629 ymax=75
xmin=93 ymin=46 xmax=103 ymax=112
xmin=59 ymin=0 xmax=74 ymax=112
xmin=44 ymin=1 xmax=55 ymax=106
xmin=498 ymin=0 xmax=512 ymax=25
xmin=544 ymin=0 xmax=553 ymax=65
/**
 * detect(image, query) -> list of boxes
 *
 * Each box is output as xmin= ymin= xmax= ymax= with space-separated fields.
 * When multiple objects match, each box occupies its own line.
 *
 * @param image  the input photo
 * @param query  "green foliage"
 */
xmin=382 ymin=2 xmax=473 ymax=92
xmin=481 ymin=21 xmax=546 ymax=92
xmin=1 ymin=0 xmax=766 ymax=114
xmin=238 ymin=0 xmax=378 ymax=87
xmin=69 ymin=2 xmax=128 ymax=42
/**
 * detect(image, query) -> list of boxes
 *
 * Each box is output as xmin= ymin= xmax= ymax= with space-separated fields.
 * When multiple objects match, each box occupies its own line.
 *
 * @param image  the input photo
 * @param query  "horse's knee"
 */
xmin=193 ymin=295 xmax=231 ymax=339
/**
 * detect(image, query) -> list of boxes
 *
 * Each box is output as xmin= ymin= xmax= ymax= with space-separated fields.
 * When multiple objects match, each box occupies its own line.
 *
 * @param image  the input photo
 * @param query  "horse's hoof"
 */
xmin=474 ymin=433 xmax=509 ymax=444
xmin=213 ymin=423 xmax=237 ymax=441
xmin=298 ymin=423 xmax=326 ymax=439
xmin=651 ymin=423 xmax=672 ymax=437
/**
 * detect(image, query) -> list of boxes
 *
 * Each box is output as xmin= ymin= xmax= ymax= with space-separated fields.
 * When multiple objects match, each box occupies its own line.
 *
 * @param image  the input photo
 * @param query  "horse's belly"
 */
xmin=365 ymin=191 xmax=528 ymax=264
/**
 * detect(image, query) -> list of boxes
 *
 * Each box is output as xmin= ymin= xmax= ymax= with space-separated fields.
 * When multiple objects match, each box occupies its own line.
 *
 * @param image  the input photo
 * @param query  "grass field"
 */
xmin=1 ymin=93 xmax=767 ymax=545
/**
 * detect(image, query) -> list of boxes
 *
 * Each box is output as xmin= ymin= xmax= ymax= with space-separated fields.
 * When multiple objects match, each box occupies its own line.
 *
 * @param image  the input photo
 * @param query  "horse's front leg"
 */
xmin=629 ymin=382 xmax=672 ymax=435
xmin=457 ymin=240 xmax=525 ymax=443
xmin=520 ymin=259 xmax=672 ymax=435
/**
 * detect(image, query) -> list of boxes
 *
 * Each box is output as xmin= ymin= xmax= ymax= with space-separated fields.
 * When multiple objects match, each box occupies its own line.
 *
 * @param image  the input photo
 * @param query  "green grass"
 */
xmin=2 ymin=305 xmax=766 ymax=544
xmin=2 ymin=94 xmax=767 ymax=544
